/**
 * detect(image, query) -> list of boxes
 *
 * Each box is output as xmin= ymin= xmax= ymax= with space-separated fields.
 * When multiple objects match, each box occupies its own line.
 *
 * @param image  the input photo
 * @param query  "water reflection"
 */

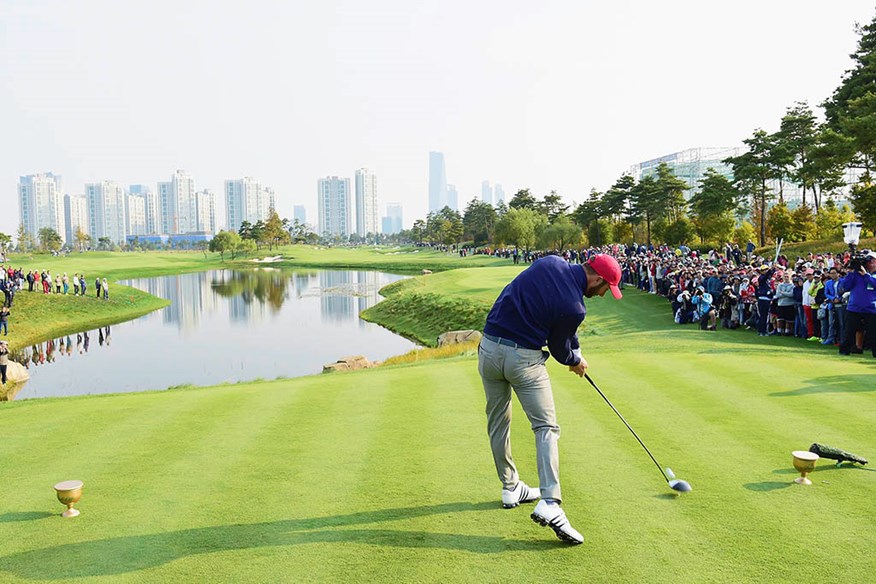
xmin=9 ymin=269 xmax=416 ymax=400
xmin=10 ymin=327 xmax=112 ymax=369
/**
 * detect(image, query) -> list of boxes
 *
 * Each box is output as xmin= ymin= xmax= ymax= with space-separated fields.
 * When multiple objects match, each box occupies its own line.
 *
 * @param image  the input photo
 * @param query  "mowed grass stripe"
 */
xmin=552 ymin=369 xmax=745 ymax=583
xmin=1 ymin=388 xmax=237 ymax=514
xmin=556 ymin=352 xmax=876 ymax=582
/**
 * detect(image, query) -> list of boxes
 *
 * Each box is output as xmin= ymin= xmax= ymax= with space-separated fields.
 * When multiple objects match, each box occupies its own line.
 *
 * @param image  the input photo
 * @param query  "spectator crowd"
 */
xmin=0 ymin=265 xmax=113 ymax=340
xmin=471 ymin=240 xmax=876 ymax=358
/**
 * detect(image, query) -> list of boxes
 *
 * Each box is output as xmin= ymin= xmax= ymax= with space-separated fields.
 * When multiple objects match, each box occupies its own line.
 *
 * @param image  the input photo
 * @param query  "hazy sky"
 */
xmin=2 ymin=1 xmax=874 ymax=236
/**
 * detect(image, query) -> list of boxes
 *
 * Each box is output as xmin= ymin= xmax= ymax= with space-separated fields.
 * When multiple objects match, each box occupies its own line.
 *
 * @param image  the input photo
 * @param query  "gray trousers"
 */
xmin=477 ymin=337 xmax=562 ymax=501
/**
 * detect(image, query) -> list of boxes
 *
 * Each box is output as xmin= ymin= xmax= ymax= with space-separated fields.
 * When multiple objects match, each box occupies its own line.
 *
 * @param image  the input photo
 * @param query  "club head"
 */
xmin=668 ymin=479 xmax=692 ymax=493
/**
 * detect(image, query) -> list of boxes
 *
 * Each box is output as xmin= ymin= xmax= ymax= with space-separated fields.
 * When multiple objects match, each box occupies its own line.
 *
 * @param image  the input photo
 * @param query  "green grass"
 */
xmin=2 ymin=272 xmax=874 ymax=582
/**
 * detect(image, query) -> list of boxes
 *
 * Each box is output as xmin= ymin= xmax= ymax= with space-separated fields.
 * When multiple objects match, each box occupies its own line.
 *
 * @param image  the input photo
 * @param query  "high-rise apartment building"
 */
xmin=86 ymin=181 xmax=126 ymax=243
xmin=63 ymin=194 xmax=88 ymax=246
xmin=19 ymin=173 xmax=66 ymax=242
xmin=225 ymin=177 xmax=273 ymax=233
xmin=494 ymin=184 xmax=505 ymax=205
xmin=447 ymin=184 xmax=458 ymax=211
xmin=481 ymin=181 xmax=493 ymax=205
xmin=129 ymin=185 xmax=159 ymax=234
xmin=428 ymin=151 xmax=448 ymax=212
xmin=293 ymin=205 xmax=307 ymax=224
xmin=354 ymin=168 xmax=379 ymax=237
xmin=125 ymin=193 xmax=147 ymax=236
xmin=317 ymin=176 xmax=351 ymax=237
xmin=382 ymin=203 xmax=403 ymax=235
xmin=195 ymin=189 xmax=216 ymax=234
xmin=157 ymin=170 xmax=196 ymax=235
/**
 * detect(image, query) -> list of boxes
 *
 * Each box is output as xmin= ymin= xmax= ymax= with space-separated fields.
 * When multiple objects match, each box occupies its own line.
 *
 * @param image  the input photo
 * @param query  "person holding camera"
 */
xmin=692 ymin=285 xmax=717 ymax=330
xmin=838 ymin=250 xmax=876 ymax=356
xmin=755 ymin=264 xmax=776 ymax=336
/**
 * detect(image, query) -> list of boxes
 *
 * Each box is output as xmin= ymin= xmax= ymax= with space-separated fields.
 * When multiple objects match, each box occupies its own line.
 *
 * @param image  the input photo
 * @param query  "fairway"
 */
xmin=1 ymin=286 xmax=874 ymax=583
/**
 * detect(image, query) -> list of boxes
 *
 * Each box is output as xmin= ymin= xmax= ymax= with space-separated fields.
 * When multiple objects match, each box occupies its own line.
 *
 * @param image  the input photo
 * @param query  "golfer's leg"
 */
xmin=508 ymin=349 xmax=561 ymax=502
xmin=478 ymin=341 xmax=517 ymax=489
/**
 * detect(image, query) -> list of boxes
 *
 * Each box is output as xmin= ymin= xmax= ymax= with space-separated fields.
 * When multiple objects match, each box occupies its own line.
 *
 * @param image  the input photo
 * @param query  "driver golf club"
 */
xmin=584 ymin=373 xmax=692 ymax=493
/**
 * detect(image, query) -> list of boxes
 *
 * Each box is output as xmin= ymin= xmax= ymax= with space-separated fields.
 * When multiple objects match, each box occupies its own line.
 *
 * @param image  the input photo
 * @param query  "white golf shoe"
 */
xmin=530 ymin=500 xmax=584 ymax=544
xmin=501 ymin=481 xmax=540 ymax=509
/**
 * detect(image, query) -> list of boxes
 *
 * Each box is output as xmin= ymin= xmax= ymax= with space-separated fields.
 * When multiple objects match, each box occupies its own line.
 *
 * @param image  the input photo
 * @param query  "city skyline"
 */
xmin=2 ymin=2 xmax=873 ymax=239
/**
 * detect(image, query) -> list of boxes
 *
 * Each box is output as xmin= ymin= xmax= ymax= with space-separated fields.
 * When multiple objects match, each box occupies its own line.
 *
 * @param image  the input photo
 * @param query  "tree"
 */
xmin=234 ymin=238 xmax=257 ymax=259
xmin=733 ymin=222 xmax=756 ymax=247
xmin=75 ymin=226 xmax=91 ymax=251
xmin=494 ymin=207 xmax=547 ymax=250
xmin=537 ymin=190 xmax=569 ymax=222
xmin=790 ymin=204 xmax=816 ymax=242
xmin=601 ymin=174 xmax=637 ymax=234
xmin=508 ymin=189 xmax=538 ymax=210
xmin=848 ymin=174 xmax=876 ymax=229
xmin=538 ymin=215 xmax=582 ymax=250
xmin=289 ymin=219 xmax=316 ymax=243
xmin=654 ymin=162 xmax=689 ymax=224
xmin=776 ymin=101 xmax=818 ymax=207
xmin=38 ymin=227 xmax=63 ymax=252
xmin=426 ymin=207 xmax=463 ymax=246
xmin=410 ymin=219 xmax=426 ymax=244
xmin=209 ymin=230 xmax=241 ymax=260
xmin=725 ymin=129 xmax=779 ymax=246
xmin=689 ymin=169 xmax=741 ymax=244
xmin=838 ymin=91 xmax=876 ymax=173
xmin=822 ymin=14 xmax=876 ymax=129
xmin=814 ymin=198 xmax=854 ymax=239
xmin=806 ymin=127 xmax=852 ymax=212
xmin=238 ymin=220 xmax=253 ymax=241
xmin=629 ymin=176 xmax=661 ymax=245
xmin=571 ymin=190 xmax=605 ymax=245
xmin=263 ymin=208 xmax=290 ymax=251
xmin=0 ymin=232 xmax=11 ymax=254
xmin=251 ymin=220 xmax=267 ymax=250
xmin=663 ymin=218 xmax=696 ymax=246
xmin=766 ymin=202 xmax=794 ymax=242
xmin=462 ymin=198 xmax=497 ymax=246
xmin=16 ymin=223 xmax=34 ymax=252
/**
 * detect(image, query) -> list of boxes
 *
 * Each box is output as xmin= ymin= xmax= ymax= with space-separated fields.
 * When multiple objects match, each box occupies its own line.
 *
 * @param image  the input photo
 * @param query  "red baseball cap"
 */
xmin=587 ymin=254 xmax=623 ymax=299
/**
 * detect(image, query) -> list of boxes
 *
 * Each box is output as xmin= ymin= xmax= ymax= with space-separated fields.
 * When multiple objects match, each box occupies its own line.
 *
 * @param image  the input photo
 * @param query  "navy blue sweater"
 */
xmin=483 ymin=255 xmax=587 ymax=366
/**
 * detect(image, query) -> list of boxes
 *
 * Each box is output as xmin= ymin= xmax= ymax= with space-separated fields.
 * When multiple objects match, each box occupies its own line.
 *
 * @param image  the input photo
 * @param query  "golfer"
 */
xmin=478 ymin=253 xmax=623 ymax=545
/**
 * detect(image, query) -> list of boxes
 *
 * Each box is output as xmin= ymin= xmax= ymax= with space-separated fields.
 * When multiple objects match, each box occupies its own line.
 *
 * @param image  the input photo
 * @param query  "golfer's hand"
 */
xmin=569 ymin=358 xmax=588 ymax=377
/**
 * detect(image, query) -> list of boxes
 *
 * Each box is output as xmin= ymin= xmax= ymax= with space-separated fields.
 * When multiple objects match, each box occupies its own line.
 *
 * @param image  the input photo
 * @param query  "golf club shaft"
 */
xmin=584 ymin=373 xmax=670 ymax=483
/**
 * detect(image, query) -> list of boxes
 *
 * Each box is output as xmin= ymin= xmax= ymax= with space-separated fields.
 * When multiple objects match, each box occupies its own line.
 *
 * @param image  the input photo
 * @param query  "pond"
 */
xmin=8 ymin=269 xmax=418 ymax=399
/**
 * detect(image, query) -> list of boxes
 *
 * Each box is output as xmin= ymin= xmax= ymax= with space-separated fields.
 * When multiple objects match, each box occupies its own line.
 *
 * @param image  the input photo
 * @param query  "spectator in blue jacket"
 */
xmin=822 ymin=267 xmax=839 ymax=345
xmin=838 ymin=251 xmax=876 ymax=356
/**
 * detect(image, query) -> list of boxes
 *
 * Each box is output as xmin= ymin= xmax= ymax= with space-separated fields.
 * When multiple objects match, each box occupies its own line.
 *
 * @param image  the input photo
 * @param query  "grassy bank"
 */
xmin=3 ymin=287 xmax=169 ymax=351
xmin=1 ymin=284 xmax=873 ymax=582
xmin=361 ymin=266 xmax=523 ymax=346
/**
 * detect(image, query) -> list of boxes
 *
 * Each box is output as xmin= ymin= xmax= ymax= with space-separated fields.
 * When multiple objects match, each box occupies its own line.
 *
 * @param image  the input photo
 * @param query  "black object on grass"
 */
xmin=809 ymin=443 xmax=868 ymax=466
xmin=584 ymin=373 xmax=692 ymax=493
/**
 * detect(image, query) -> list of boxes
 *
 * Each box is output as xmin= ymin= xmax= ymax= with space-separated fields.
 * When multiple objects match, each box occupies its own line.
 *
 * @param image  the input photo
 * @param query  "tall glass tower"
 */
xmin=428 ymin=151 xmax=448 ymax=212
